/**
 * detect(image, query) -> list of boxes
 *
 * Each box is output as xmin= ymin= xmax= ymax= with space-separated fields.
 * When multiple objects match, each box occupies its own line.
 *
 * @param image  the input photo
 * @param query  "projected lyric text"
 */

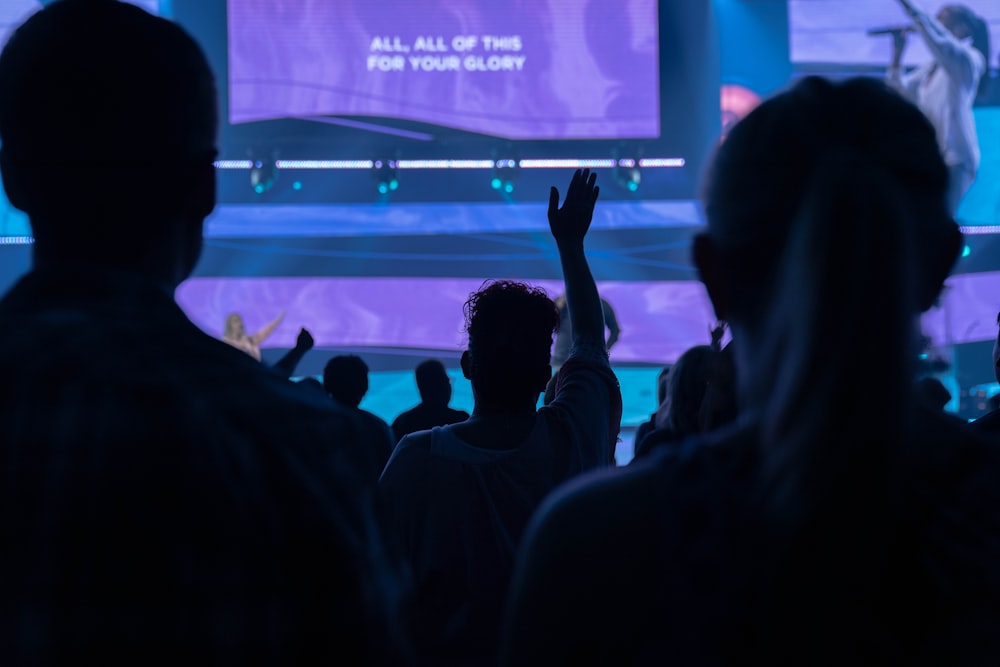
xmin=367 ymin=35 xmax=527 ymax=72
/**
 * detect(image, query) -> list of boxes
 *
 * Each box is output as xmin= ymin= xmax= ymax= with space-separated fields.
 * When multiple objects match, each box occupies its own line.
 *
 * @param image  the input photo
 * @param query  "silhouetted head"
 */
xmin=914 ymin=376 xmax=952 ymax=411
xmin=659 ymin=345 xmax=718 ymax=438
xmin=223 ymin=313 xmax=246 ymax=339
xmin=700 ymin=72 xmax=961 ymax=543
xmin=696 ymin=76 xmax=960 ymax=342
xmin=460 ymin=280 xmax=560 ymax=412
xmin=700 ymin=340 xmax=738 ymax=431
xmin=415 ymin=359 xmax=452 ymax=406
xmin=323 ymin=355 xmax=369 ymax=408
xmin=656 ymin=365 xmax=672 ymax=406
xmin=0 ymin=0 xmax=218 ymax=283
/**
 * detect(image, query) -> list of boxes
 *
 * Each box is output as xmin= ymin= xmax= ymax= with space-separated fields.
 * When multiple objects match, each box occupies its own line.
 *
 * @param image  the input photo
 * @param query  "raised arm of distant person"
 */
xmin=896 ymin=0 xmax=986 ymax=87
xmin=250 ymin=310 xmax=285 ymax=346
xmin=272 ymin=327 xmax=315 ymax=379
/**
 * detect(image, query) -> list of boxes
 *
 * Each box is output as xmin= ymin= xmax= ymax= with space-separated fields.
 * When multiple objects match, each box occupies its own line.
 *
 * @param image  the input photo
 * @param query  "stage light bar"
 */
xmin=0 ymin=236 xmax=34 ymax=245
xmin=960 ymin=225 xmax=1000 ymax=235
xmin=213 ymin=157 xmax=687 ymax=170
xmin=275 ymin=160 xmax=374 ymax=169
xmin=518 ymin=159 xmax=616 ymax=169
xmin=638 ymin=158 xmax=686 ymax=168
xmin=396 ymin=159 xmax=495 ymax=169
xmin=214 ymin=160 xmax=254 ymax=169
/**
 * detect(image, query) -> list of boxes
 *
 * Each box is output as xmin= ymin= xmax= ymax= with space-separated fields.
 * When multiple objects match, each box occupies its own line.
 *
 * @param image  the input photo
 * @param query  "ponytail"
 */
xmin=745 ymin=148 xmax=920 ymax=640
xmin=702 ymin=74 xmax=962 ymax=660
xmin=755 ymin=147 xmax=915 ymax=524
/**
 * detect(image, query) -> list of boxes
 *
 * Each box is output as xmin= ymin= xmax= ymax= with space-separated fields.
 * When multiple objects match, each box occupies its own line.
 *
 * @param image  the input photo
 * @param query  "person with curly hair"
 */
xmin=378 ymin=169 xmax=622 ymax=667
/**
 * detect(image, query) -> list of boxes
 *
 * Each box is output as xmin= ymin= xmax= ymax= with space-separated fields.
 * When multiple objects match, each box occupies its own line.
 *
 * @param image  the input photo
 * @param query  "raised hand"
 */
xmin=548 ymin=168 xmax=600 ymax=246
xmin=296 ymin=327 xmax=315 ymax=352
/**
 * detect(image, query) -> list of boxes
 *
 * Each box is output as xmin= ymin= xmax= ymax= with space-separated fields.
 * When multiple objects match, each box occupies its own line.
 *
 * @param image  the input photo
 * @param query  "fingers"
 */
xmin=548 ymin=186 xmax=560 ymax=217
xmin=551 ymin=168 xmax=599 ymax=217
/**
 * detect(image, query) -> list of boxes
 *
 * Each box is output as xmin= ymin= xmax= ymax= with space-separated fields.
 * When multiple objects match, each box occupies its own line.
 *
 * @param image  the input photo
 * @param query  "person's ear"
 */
xmin=460 ymin=350 xmax=472 ymax=380
xmin=692 ymin=233 xmax=731 ymax=321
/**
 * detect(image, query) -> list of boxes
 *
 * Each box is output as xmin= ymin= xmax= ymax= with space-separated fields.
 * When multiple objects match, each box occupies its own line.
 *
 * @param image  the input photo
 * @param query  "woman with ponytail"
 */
xmin=498 ymin=76 xmax=1000 ymax=666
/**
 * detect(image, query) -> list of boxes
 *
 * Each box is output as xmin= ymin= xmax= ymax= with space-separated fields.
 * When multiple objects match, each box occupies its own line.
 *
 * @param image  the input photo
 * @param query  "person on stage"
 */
xmin=550 ymin=292 xmax=620 ymax=373
xmin=887 ymin=0 xmax=990 ymax=215
xmin=222 ymin=310 xmax=284 ymax=361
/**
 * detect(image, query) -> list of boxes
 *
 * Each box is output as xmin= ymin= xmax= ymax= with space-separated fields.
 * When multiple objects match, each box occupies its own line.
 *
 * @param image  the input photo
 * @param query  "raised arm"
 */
xmin=896 ymin=0 xmax=985 ymax=88
xmin=271 ymin=327 xmax=314 ymax=379
xmin=549 ymin=169 xmax=602 ymax=353
xmin=546 ymin=169 xmax=621 ymax=464
xmin=250 ymin=310 xmax=285 ymax=346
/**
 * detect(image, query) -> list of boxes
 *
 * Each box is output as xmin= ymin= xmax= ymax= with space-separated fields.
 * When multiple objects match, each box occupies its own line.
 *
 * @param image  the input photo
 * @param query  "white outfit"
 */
xmin=889 ymin=4 xmax=986 ymax=213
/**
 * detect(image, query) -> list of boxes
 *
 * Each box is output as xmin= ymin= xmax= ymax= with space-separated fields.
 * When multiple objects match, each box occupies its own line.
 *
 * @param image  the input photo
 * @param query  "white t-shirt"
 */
xmin=891 ymin=6 xmax=986 ymax=175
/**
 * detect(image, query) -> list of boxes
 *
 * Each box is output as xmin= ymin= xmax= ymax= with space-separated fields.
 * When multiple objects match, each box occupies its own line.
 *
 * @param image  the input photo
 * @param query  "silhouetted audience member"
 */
xmin=324 ymin=354 xmax=396 ymax=476
xmin=914 ymin=375 xmax=952 ymax=411
xmin=391 ymin=359 xmax=470 ymax=443
xmin=295 ymin=375 xmax=326 ymax=395
xmin=500 ymin=76 xmax=1000 ymax=666
xmin=633 ymin=344 xmax=736 ymax=461
xmin=697 ymin=337 xmax=739 ymax=435
xmin=632 ymin=365 xmax=671 ymax=450
xmin=967 ymin=310 xmax=1000 ymax=435
xmin=379 ymin=169 xmax=622 ymax=667
xmin=633 ymin=323 xmax=737 ymax=461
xmin=0 ymin=2 xmax=412 ymax=663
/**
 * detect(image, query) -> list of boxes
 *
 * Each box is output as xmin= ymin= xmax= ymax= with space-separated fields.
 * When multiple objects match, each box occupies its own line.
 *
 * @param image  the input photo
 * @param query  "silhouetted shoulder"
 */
xmin=966 ymin=408 xmax=1000 ymax=437
xmin=0 ymin=269 xmax=409 ymax=663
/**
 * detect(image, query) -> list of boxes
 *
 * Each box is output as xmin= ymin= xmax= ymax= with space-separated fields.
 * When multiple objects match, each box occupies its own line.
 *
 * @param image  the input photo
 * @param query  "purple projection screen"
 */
xmin=176 ymin=277 xmax=717 ymax=365
xmin=174 ymin=272 xmax=998 ymax=363
xmin=227 ymin=0 xmax=660 ymax=140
